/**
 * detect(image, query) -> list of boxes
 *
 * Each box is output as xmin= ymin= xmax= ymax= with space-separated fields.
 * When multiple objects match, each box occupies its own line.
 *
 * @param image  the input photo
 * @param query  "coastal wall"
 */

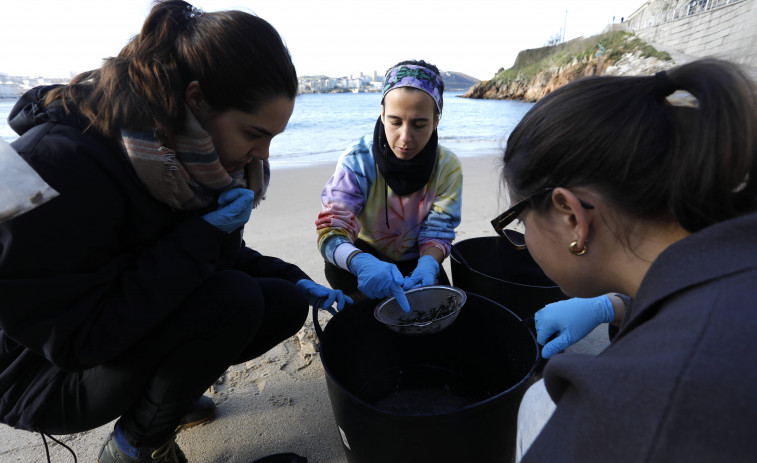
xmin=625 ymin=0 xmax=757 ymax=68
xmin=457 ymin=0 xmax=757 ymax=101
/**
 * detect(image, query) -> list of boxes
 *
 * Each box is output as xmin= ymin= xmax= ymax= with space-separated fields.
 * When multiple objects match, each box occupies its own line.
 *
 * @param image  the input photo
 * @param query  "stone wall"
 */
xmin=625 ymin=0 xmax=757 ymax=68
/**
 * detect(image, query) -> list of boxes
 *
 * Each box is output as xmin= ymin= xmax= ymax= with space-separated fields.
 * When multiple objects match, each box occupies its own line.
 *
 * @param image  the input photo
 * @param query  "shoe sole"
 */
xmin=175 ymin=408 xmax=216 ymax=432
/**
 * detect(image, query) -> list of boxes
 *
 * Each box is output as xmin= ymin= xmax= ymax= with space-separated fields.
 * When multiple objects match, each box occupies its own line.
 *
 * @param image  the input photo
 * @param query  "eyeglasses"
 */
xmin=491 ymin=188 xmax=595 ymax=250
xmin=491 ymin=188 xmax=552 ymax=250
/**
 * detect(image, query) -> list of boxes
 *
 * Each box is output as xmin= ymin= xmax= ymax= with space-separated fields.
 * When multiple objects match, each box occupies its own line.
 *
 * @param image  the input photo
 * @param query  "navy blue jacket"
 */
xmin=0 ymin=86 xmax=309 ymax=430
xmin=524 ymin=211 xmax=757 ymax=462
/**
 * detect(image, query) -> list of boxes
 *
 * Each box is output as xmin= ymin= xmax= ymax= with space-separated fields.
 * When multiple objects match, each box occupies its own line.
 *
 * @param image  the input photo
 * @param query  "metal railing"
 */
xmin=627 ymin=0 xmax=745 ymax=31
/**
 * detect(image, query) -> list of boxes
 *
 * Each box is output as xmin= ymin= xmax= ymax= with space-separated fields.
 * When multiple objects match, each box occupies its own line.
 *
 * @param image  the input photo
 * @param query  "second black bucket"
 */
xmin=450 ymin=235 xmax=569 ymax=320
xmin=314 ymin=293 xmax=539 ymax=463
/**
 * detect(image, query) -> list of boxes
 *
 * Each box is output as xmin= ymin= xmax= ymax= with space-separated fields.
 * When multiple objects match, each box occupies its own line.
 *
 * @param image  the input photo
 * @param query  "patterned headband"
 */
xmin=382 ymin=64 xmax=444 ymax=114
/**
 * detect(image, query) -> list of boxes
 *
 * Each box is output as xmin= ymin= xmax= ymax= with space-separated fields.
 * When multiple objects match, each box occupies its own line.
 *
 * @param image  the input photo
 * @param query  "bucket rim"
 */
xmin=450 ymin=237 xmax=561 ymax=290
xmin=317 ymin=293 xmax=540 ymax=418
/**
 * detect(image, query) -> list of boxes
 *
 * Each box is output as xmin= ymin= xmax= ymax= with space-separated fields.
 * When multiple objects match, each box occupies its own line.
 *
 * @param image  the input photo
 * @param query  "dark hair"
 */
xmin=45 ymin=0 xmax=297 ymax=142
xmin=385 ymin=59 xmax=445 ymax=114
xmin=503 ymin=58 xmax=757 ymax=233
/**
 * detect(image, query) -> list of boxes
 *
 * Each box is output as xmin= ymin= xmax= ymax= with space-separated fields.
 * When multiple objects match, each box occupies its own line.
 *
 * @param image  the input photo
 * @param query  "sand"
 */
xmin=0 ymin=153 xmax=609 ymax=462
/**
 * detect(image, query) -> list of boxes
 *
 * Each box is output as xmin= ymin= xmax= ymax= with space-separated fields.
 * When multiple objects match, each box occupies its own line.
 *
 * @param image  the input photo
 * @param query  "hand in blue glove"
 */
xmin=349 ymin=253 xmax=410 ymax=313
xmin=202 ymin=189 xmax=254 ymax=233
xmin=403 ymin=255 xmax=440 ymax=290
xmin=535 ymin=295 xmax=614 ymax=359
xmin=295 ymin=279 xmax=353 ymax=312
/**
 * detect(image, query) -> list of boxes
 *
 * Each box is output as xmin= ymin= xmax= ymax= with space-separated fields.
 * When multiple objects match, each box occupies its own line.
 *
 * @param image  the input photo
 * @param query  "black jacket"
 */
xmin=0 ymin=86 xmax=309 ymax=430
xmin=524 ymin=211 xmax=757 ymax=462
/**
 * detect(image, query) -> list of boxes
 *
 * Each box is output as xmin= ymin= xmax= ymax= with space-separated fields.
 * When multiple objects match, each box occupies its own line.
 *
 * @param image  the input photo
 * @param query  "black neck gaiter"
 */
xmin=372 ymin=116 xmax=438 ymax=196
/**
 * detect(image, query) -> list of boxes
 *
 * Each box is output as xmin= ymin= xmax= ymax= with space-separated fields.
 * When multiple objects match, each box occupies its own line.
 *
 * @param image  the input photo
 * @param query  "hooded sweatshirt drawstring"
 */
xmin=384 ymin=146 xmax=390 ymax=229
xmin=384 ymin=181 xmax=390 ymax=229
xmin=40 ymin=430 xmax=78 ymax=462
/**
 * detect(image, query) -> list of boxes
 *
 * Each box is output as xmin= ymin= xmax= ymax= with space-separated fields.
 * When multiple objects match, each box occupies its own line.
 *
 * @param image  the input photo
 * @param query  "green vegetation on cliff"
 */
xmin=494 ymin=31 xmax=671 ymax=83
xmin=462 ymin=30 xmax=674 ymax=101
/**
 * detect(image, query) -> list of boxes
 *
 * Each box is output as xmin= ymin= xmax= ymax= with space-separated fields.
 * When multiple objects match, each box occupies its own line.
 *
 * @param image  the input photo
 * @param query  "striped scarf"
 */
xmin=120 ymin=114 xmax=269 ymax=211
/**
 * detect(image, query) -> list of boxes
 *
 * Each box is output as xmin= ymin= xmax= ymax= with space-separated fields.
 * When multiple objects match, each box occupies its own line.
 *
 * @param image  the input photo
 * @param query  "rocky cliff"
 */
xmin=461 ymin=31 xmax=673 ymax=102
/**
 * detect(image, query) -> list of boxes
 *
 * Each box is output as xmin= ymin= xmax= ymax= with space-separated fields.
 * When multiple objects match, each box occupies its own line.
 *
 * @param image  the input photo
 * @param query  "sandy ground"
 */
xmin=0 ymin=153 xmax=610 ymax=463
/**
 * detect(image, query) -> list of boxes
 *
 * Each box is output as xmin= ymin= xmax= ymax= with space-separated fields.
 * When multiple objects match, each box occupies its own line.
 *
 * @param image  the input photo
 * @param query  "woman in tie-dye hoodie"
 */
xmin=316 ymin=59 xmax=463 ymax=306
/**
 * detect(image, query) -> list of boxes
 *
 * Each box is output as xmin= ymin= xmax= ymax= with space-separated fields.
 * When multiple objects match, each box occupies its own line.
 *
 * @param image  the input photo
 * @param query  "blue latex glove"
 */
xmin=535 ymin=295 xmax=614 ymax=359
xmin=202 ymin=189 xmax=254 ymax=233
xmin=295 ymin=279 xmax=353 ymax=312
xmin=349 ymin=253 xmax=410 ymax=313
xmin=403 ymin=255 xmax=440 ymax=290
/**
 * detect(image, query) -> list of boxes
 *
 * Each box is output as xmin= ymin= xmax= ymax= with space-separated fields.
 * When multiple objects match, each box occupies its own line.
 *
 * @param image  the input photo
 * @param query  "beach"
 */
xmin=0 ymin=153 xmax=609 ymax=463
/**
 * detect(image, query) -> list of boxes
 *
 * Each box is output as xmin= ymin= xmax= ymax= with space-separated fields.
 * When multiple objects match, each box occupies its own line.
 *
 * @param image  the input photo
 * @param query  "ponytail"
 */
xmin=664 ymin=59 xmax=757 ymax=231
xmin=45 ymin=0 xmax=297 ymax=144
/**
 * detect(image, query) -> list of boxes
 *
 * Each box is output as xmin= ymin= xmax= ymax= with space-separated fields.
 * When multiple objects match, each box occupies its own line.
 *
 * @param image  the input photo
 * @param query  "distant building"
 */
xmin=368 ymin=80 xmax=384 ymax=91
xmin=297 ymin=70 xmax=384 ymax=93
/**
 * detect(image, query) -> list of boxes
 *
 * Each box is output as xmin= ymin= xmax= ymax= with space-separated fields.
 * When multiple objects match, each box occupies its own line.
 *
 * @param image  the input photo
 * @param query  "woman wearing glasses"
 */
xmin=503 ymin=58 xmax=757 ymax=462
xmin=492 ymin=194 xmax=629 ymax=359
xmin=316 ymin=60 xmax=463 ymax=311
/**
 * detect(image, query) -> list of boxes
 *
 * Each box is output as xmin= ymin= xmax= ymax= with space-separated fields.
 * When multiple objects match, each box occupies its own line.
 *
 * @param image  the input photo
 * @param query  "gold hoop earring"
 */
xmin=569 ymin=241 xmax=587 ymax=256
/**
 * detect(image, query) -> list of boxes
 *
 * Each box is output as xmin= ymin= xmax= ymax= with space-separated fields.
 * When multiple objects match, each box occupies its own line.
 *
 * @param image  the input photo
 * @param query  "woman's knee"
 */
xmin=230 ymin=278 xmax=309 ymax=362
xmin=259 ymin=278 xmax=309 ymax=333
xmin=201 ymin=273 xmax=308 ymax=337
xmin=324 ymin=261 xmax=358 ymax=296
xmin=181 ymin=270 xmax=266 ymax=331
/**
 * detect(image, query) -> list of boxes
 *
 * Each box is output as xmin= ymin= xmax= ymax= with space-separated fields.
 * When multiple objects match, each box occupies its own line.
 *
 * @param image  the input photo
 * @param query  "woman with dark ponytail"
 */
xmin=497 ymin=59 xmax=757 ymax=462
xmin=0 ymin=1 xmax=347 ymax=461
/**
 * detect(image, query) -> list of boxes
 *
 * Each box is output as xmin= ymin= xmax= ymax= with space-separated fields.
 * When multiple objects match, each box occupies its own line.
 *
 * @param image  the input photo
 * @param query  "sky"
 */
xmin=0 ymin=0 xmax=645 ymax=82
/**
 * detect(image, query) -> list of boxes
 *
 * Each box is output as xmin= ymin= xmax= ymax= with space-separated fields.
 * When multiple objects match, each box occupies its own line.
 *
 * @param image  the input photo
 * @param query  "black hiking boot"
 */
xmin=97 ymin=431 xmax=188 ymax=463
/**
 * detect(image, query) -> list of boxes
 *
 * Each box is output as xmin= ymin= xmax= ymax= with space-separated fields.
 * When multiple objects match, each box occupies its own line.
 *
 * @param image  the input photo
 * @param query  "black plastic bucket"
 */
xmin=450 ymin=236 xmax=568 ymax=320
xmin=314 ymin=293 xmax=539 ymax=463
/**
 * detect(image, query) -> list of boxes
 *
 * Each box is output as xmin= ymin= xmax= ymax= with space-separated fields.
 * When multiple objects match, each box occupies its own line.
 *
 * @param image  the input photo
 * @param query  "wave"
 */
xmin=271 ymin=148 xmax=343 ymax=158
xmin=439 ymin=135 xmax=506 ymax=144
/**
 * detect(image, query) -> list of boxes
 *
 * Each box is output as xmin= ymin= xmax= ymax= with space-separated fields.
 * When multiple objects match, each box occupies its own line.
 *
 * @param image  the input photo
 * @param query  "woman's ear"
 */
xmin=185 ymin=81 xmax=204 ymax=117
xmin=550 ymin=187 xmax=593 ymax=250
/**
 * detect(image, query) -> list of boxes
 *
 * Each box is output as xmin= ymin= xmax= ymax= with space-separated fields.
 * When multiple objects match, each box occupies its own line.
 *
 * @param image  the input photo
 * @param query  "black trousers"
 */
xmin=324 ymin=240 xmax=449 ymax=301
xmin=36 ymin=270 xmax=308 ymax=446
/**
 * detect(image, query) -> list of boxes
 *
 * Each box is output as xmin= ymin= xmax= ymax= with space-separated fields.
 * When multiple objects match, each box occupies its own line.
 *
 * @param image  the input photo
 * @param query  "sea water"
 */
xmin=0 ymin=92 xmax=533 ymax=168
xmin=0 ymin=99 xmax=17 ymax=143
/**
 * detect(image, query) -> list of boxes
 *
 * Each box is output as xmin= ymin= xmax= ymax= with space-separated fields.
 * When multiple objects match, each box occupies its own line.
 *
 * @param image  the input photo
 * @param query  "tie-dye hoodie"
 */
xmin=317 ymin=134 xmax=462 ymax=264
